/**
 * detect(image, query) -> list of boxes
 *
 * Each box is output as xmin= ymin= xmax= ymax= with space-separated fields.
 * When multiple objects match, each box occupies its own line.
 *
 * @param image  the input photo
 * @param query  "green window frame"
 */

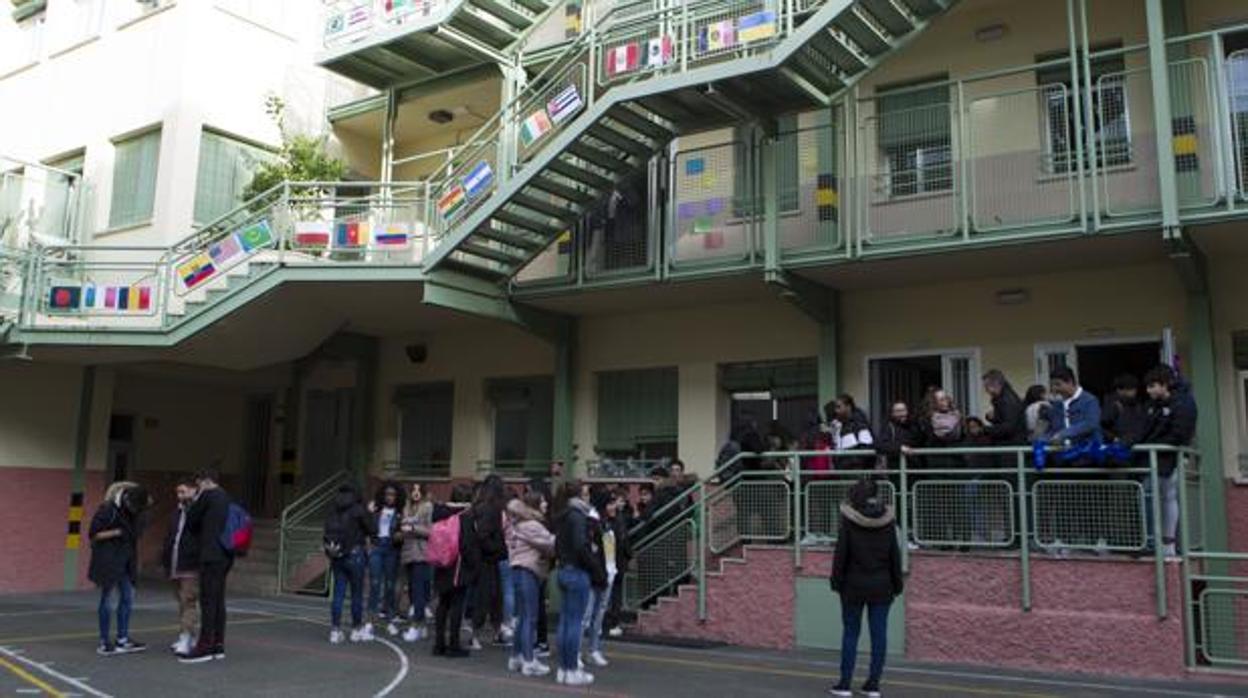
xmin=395 ymin=382 xmax=455 ymax=475
xmin=596 ymin=367 xmax=678 ymax=455
xmin=193 ymin=129 xmax=274 ymax=225
xmin=108 ymin=129 xmax=161 ymax=229
xmin=1035 ymin=43 xmax=1128 ymax=174
xmin=732 ymin=115 xmax=800 ymax=217
xmin=875 ymin=77 xmax=952 ymax=198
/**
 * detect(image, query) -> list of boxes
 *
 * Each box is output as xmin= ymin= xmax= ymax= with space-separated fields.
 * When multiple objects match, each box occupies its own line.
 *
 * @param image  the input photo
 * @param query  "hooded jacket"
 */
xmin=161 ymin=501 xmax=200 ymax=577
xmin=830 ymin=498 xmax=903 ymax=604
xmin=89 ymin=482 xmax=143 ymax=588
xmin=400 ymin=499 xmax=434 ymax=565
xmin=1140 ymin=383 xmax=1197 ymax=477
xmin=327 ymin=487 xmax=375 ymax=555
xmin=985 ymin=383 xmax=1027 ymax=445
xmin=506 ymin=499 xmax=555 ymax=580
xmin=555 ymin=498 xmax=599 ymax=577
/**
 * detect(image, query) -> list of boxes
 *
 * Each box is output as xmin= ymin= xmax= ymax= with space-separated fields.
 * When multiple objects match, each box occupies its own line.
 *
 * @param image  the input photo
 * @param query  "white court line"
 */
xmin=641 ymin=643 xmax=1236 ymax=698
xmin=0 ymin=646 xmax=112 ymax=698
xmin=0 ymin=610 xmax=76 ymax=619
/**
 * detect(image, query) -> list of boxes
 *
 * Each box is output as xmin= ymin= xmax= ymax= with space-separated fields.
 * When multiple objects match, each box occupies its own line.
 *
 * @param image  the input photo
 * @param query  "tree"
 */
xmin=241 ymin=95 xmax=348 ymax=203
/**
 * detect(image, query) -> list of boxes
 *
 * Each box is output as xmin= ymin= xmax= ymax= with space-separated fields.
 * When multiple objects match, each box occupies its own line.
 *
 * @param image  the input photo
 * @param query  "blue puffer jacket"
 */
xmin=1046 ymin=389 xmax=1103 ymax=448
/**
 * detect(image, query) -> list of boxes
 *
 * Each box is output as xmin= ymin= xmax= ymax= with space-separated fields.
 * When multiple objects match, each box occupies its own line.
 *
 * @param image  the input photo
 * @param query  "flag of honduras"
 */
xmin=462 ymin=161 xmax=495 ymax=200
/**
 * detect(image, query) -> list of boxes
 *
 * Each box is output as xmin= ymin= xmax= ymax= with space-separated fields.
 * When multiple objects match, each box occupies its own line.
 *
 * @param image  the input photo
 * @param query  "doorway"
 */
xmin=1035 ymin=339 xmax=1164 ymax=404
xmin=721 ymin=359 xmax=818 ymax=443
xmin=301 ymin=389 xmax=354 ymax=491
xmin=242 ymin=396 xmax=274 ymax=516
xmin=867 ymin=350 xmax=980 ymax=430
xmin=107 ymin=414 xmax=136 ymax=483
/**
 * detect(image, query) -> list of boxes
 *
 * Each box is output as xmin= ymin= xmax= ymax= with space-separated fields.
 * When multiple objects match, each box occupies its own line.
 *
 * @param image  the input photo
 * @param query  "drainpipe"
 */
xmin=1145 ymin=0 xmax=1181 ymax=239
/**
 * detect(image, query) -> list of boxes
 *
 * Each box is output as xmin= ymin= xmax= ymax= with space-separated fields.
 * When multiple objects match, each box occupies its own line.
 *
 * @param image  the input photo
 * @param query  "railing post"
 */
xmin=1149 ymin=448 xmax=1168 ymax=620
xmin=899 ymin=453 xmax=909 ymax=574
xmin=278 ymin=183 xmax=290 ymax=267
xmin=697 ymin=491 xmax=707 ymax=621
xmin=956 ymin=81 xmax=970 ymax=241
xmin=792 ymin=453 xmax=802 ymax=568
xmin=1177 ymin=451 xmax=1196 ymax=668
xmin=680 ymin=0 xmax=689 ymax=72
xmin=1017 ymin=449 xmax=1031 ymax=612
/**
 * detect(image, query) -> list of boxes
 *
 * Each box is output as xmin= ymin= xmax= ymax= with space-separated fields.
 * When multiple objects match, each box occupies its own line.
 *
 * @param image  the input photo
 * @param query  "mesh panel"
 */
xmin=779 ymin=121 xmax=841 ymax=255
xmin=707 ymin=478 xmax=791 ymax=554
xmin=281 ymin=525 xmax=330 ymax=594
xmin=625 ymin=519 xmax=694 ymax=609
xmin=803 ymin=479 xmax=896 ymax=542
xmin=1199 ymin=588 xmax=1248 ymax=666
xmin=1230 ymin=51 xmax=1248 ymax=201
xmin=671 ymin=143 xmax=751 ymax=264
xmin=912 ymin=479 xmax=1014 ymax=547
xmin=1032 ymin=480 xmax=1146 ymax=551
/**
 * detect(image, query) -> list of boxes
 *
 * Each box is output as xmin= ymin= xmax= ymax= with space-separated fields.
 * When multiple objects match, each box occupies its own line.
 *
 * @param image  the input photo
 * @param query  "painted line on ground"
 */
xmin=0 ymin=616 xmax=283 ymax=646
xmin=0 ymin=647 xmax=109 ymax=698
xmin=0 ymin=653 xmax=68 ymax=698
xmin=370 ymin=636 xmax=408 ymax=698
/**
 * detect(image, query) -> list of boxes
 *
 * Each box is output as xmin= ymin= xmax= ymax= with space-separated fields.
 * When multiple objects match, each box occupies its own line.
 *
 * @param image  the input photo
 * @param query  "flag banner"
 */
xmin=737 ymin=10 xmax=777 ymax=43
xmin=519 ymin=109 xmax=553 ymax=147
xmin=605 ymin=43 xmax=640 ymax=78
xmin=462 ymin=161 xmax=495 ymax=200
xmin=702 ymin=230 xmax=725 ymax=250
xmin=565 ymin=2 xmax=582 ymax=38
xmin=547 ymin=84 xmax=584 ymax=125
xmin=685 ymin=158 xmax=705 ymax=176
xmin=699 ymin=20 xmax=737 ymax=53
xmin=82 ymin=285 xmax=98 ymax=309
xmin=48 ymin=285 xmax=81 ymax=310
xmin=208 ymin=234 xmax=243 ymax=268
xmin=293 ymin=221 xmax=332 ymax=249
xmin=646 ymin=35 xmax=674 ymax=68
xmin=236 ymin=219 xmax=274 ymax=252
xmin=335 ymin=221 xmax=367 ymax=248
xmin=437 ymin=184 xmax=466 ymax=220
xmin=692 ymin=216 xmax=715 ymax=234
xmin=676 ymin=197 xmax=726 ymax=220
xmin=372 ymin=222 xmax=411 ymax=248
xmin=384 ymin=0 xmax=417 ymax=18
xmin=178 ymin=253 xmax=217 ymax=291
xmin=816 ymin=173 xmax=838 ymax=222
xmin=138 ymin=286 xmax=152 ymax=311
xmin=105 ymin=287 xmax=118 ymax=308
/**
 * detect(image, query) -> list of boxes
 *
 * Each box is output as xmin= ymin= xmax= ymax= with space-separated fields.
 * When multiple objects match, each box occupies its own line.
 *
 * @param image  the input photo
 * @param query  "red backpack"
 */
xmin=426 ymin=512 xmax=462 ymax=568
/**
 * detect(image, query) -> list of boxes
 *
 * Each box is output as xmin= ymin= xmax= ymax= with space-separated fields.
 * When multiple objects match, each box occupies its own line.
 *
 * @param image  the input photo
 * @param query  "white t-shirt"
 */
xmin=378 ymin=507 xmax=396 ymax=538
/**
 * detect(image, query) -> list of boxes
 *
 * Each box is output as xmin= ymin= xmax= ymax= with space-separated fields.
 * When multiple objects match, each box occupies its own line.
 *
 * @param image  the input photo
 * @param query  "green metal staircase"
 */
xmin=423 ymin=0 xmax=956 ymax=283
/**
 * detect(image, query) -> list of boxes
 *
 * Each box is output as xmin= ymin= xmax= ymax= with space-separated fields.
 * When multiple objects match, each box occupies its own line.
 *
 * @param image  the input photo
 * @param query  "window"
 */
xmin=4 ymin=1 xmax=46 ymax=71
xmin=42 ymin=151 xmax=84 ymax=242
xmin=108 ymin=129 xmax=161 ymax=229
xmin=596 ymin=367 xmax=678 ymax=458
xmin=1225 ymin=32 xmax=1248 ymax=194
xmin=193 ymin=130 xmax=274 ymax=224
xmin=731 ymin=114 xmax=800 ymax=217
xmin=1036 ymin=44 xmax=1129 ymax=174
xmin=867 ymin=350 xmax=979 ymax=429
xmin=487 ymin=376 xmax=554 ymax=469
xmin=395 ymin=383 xmax=454 ymax=475
xmin=875 ymin=79 xmax=952 ymax=197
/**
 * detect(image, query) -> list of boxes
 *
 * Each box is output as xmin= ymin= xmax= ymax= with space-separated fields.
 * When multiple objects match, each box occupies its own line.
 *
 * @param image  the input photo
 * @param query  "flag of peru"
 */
xmin=605 ymin=42 xmax=640 ymax=77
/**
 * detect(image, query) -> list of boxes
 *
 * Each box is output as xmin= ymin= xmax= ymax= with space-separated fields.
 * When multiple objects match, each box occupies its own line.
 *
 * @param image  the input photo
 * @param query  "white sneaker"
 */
xmin=556 ymin=668 xmax=566 ymax=684
xmin=349 ymin=627 xmax=363 ymax=643
xmin=402 ymin=627 xmax=419 ymax=643
xmin=501 ymin=624 xmax=514 ymax=643
xmin=507 ymin=655 xmax=523 ymax=672
xmin=171 ymin=633 xmax=192 ymax=654
xmin=608 ymin=627 xmax=623 ymax=638
xmin=589 ymin=650 xmax=609 ymax=667
xmin=425 ymin=607 xmax=434 ymax=622
xmin=522 ymin=659 xmax=551 ymax=677
xmin=565 ymin=669 xmax=594 ymax=686
xmin=360 ymin=623 xmax=375 ymax=641
xmin=386 ymin=622 xmax=400 ymax=637
xmin=469 ymin=636 xmax=482 ymax=651
xmin=329 ymin=628 xmax=345 ymax=645
xmin=577 ymin=655 xmax=585 ymax=671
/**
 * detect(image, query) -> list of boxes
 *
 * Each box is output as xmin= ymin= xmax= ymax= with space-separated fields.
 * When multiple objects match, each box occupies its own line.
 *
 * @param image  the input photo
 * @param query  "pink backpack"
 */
xmin=426 ymin=512 xmax=462 ymax=568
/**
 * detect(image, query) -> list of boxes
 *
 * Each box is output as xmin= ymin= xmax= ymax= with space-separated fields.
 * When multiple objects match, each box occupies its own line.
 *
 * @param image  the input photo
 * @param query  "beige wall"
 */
xmin=0 ymin=362 xmax=111 ymax=472
xmin=1209 ymin=250 xmax=1248 ymax=479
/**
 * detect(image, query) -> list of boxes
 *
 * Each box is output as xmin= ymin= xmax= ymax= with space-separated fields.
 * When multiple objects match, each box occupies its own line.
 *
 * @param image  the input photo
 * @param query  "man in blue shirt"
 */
xmin=1046 ymin=366 xmax=1103 ymax=451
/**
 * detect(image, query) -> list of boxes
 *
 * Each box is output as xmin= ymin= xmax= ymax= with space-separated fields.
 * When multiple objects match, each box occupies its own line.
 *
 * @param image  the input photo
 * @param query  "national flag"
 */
xmin=605 ymin=43 xmax=641 ymax=77
xmin=325 ymin=13 xmax=346 ymax=36
xmin=519 ymin=109 xmax=553 ymax=147
xmin=646 ymin=35 xmax=674 ymax=68
xmin=178 ymin=253 xmax=216 ymax=290
xmin=208 ymin=234 xmax=243 ymax=268
xmin=126 ymin=287 xmax=142 ymax=311
xmin=236 ymin=220 xmax=274 ymax=252
xmin=737 ymin=10 xmax=777 ymax=43
xmin=816 ymin=173 xmax=838 ymax=222
xmin=335 ymin=221 xmax=365 ymax=248
xmin=547 ymin=84 xmax=583 ymax=125
xmin=462 ymin=161 xmax=494 ymax=200
xmin=556 ymin=230 xmax=572 ymax=255
xmin=49 ymin=286 xmax=81 ymax=310
xmin=116 ymin=287 xmax=130 ymax=311
xmin=703 ymin=231 xmax=725 ymax=250
xmin=437 ymin=184 xmax=466 ymax=220
xmin=373 ymin=223 xmax=410 ymax=247
xmin=105 ymin=287 xmax=118 ymax=308
xmin=81 ymin=285 xmax=98 ymax=309
xmin=294 ymin=221 xmax=332 ymax=249
xmin=700 ymin=20 xmax=737 ymax=53
xmin=137 ymin=286 xmax=152 ymax=311
xmin=347 ymin=4 xmax=371 ymax=28
xmin=692 ymin=216 xmax=715 ymax=234
xmin=565 ymin=2 xmax=581 ymax=38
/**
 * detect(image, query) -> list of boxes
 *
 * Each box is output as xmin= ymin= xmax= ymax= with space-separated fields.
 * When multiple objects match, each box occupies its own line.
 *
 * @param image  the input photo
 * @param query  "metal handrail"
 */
xmin=277 ymin=469 xmax=353 ymax=594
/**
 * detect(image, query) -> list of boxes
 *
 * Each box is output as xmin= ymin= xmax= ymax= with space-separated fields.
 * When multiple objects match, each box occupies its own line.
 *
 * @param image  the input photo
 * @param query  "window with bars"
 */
xmin=596 ymin=367 xmax=678 ymax=457
xmin=1036 ymin=45 xmax=1130 ymax=174
xmin=396 ymin=382 xmax=454 ymax=474
xmin=875 ymin=79 xmax=952 ymax=197
xmin=193 ymin=130 xmax=274 ymax=224
xmin=108 ymin=129 xmax=161 ymax=229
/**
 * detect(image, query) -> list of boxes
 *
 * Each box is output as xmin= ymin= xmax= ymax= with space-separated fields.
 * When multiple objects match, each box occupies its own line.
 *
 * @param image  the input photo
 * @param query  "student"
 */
xmin=605 ymin=487 xmax=634 ymax=638
xmin=1023 ymin=385 xmax=1051 ymax=441
xmin=875 ymin=400 xmax=921 ymax=470
xmin=161 ymin=478 xmax=200 ymax=655
xmin=982 ymin=369 xmax=1027 ymax=445
xmin=178 ymin=469 xmax=234 ymax=663
xmin=827 ymin=394 xmax=876 ymax=469
xmin=505 ymin=490 xmax=555 ymax=677
xmin=636 ymin=482 xmax=655 ymax=522
xmin=553 ymin=481 xmax=597 ymax=686
xmin=1046 ymin=366 xmax=1103 ymax=451
xmin=584 ymin=487 xmax=619 ymax=667
xmin=89 ymin=481 xmax=150 ymax=656
xmin=829 ymin=478 xmax=904 ymax=698
xmin=400 ymin=483 xmax=433 ymax=642
xmin=365 ymin=481 xmax=406 ymax=639
xmin=1140 ymin=365 xmax=1197 ymax=557
xmin=325 ymin=483 xmax=375 ymax=644
xmin=1102 ymin=374 xmax=1148 ymax=446
xmin=432 ymin=484 xmax=479 ymax=658
xmin=471 ymin=475 xmax=508 ymax=649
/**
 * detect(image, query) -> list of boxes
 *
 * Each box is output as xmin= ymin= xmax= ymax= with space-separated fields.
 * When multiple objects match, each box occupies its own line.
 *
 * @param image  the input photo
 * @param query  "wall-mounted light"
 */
xmin=428 ymin=109 xmax=454 ymax=124
xmin=994 ymin=288 xmax=1030 ymax=305
xmin=975 ymin=23 xmax=1008 ymax=43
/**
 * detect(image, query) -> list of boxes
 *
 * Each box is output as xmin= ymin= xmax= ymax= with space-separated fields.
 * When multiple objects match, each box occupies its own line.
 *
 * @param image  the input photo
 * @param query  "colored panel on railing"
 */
xmin=462 ymin=161 xmax=495 ymax=200
xmin=372 ymin=222 xmax=412 ymax=249
xmin=437 ymin=184 xmax=466 ymax=220
xmin=47 ymin=283 xmax=155 ymax=314
xmin=334 ymin=221 xmax=368 ymax=249
xmin=646 ymin=36 xmax=674 ymax=68
xmin=383 ymin=0 xmax=441 ymax=21
xmin=48 ymin=286 xmax=81 ymax=310
xmin=737 ymin=11 xmax=776 ymax=43
xmin=293 ymin=221 xmax=332 ymax=251
xmin=207 ymin=234 xmax=243 ymax=268
xmin=816 ymin=173 xmax=838 ymax=223
xmin=547 ymin=84 xmax=584 ymax=125
xmin=519 ymin=109 xmax=553 ymax=147
xmin=605 ymin=43 xmax=641 ymax=78
xmin=698 ymin=20 xmax=737 ymax=53
xmin=237 ymin=220 xmax=275 ymax=252
xmin=175 ymin=218 xmax=272 ymax=295
xmin=324 ymin=1 xmax=374 ymax=45
xmin=178 ymin=253 xmax=217 ymax=291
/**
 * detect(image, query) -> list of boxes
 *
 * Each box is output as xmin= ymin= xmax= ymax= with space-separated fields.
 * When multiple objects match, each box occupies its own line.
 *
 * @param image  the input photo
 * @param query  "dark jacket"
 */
xmin=369 ymin=506 xmax=403 ymax=548
xmin=188 ymin=487 xmax=231 ymax=565
xmin=1140 ymin=387 xmax=1198 ymax=477
xmin=1046 ymin=389 xmax=1103 ymax=447
xmin=875 ymin=418 xmax=921 ymax=469
xmin=555 ymin=499 xmax=597 ymax=575
xmin=432 ymin=503 xmax=480 ymax=593
xmin=328 ymin=488 xmax=375 ymax=554
xmin=161 ymin=504 xmax=199 ymax=576
xmin=587 ymin=512 xmax=609 ymax=590
xmin=985 ymin=384 xmax=1027 ymax=445
xmin=1102 ymin=396 xmax=1149 ymax=445
xmin=609 ymin=512 xmax=634 ymax=571
xmin=88 ymin=500 xmax=139 ymax=588
xmin=830 ymin=500 xmax=903 ymax=604
xmin=474 ymin=501 xmax=507 ymax=564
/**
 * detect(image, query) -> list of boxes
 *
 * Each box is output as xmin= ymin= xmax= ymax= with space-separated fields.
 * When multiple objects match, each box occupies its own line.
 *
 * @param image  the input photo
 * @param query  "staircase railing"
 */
xmin=278 ymin=469 xmax=354 ymax=595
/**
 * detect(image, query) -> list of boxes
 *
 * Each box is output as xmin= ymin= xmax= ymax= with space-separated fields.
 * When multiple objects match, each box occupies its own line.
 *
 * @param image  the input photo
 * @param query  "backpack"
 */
xmin=323 ymin=509 xmax=350 ymax=559
xmin=426 ymin=512 xmax=463 ymax=569
xmin=219 ymin=502 xmax=254 ymax=557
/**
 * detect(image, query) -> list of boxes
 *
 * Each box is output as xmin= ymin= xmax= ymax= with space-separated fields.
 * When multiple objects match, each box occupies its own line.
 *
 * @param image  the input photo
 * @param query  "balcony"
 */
xmin=317 ymin=0 xmax=558 ymax=88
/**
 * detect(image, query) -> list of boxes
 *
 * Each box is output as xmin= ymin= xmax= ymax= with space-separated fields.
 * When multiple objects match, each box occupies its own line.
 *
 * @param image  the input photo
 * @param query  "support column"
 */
xmin=553 ymin=319 xmax=578 ymax=474
xmin=380 ymin=88 xmax=398 ymax=184
xmin=1187 ymin=289 xmax=1229 ymax=552
xmin=818 ymin=290 xmax=840 ymax=410
xmin=1145 ymin=0 xmax=1181 ymax=238
xmin=63 ymin=365 xmax=95 ymax=590
xmin=761 ymin=127 xmax=780 ymax=273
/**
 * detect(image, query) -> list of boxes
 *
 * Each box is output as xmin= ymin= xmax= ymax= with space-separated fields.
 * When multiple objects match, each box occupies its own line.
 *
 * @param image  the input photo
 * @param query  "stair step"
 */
xmin=475 ymin=225 xmax=547 ymax=250
xmin=835 ymin=6 xmax=892 ymax=55
xmin=817 ymin=30 xmax=870 ymax=74
xmin=860 ymin=0 xmax=915 ymax=36
xmin=547 ymin=159 xmax=615 ymax=192
xmin=586 ymin=125 xmax=654 ymax=160
xmin=460 ymin=240 xmax=530 ymax=265
xmin=440 ymin=256 xmax=510 ymax=282
xmin=566 ymin=141 xmax=637 ymax=174
xmin=606 ymin=105 xmax=675 ymax=142
xmin=492 ymin=209 xmax=562 ymax=236
xmin=527 ymin=177 xmax=597 ymax=205
xmin=899 ymin=0 xmax=945 ymax=18
xmin=470 ymin=0 xmax=536 ymax=30
xmin=511 ymin=0 xmax=552 ymax=16
xmin=510 ymin=192 xmax=577 ymax=220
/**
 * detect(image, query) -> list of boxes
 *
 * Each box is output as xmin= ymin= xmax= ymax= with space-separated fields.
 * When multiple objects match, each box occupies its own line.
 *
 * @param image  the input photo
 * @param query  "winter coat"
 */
xmin=830 ymin=500 xmax=903 ymax=605
xmin=400 ymin=500 xmax=433 ymax=565
xmin=88 ymin=484 xmax=142 ymax=588
xmin=474 ymin=501 xmax=507 ymax=565
xmin=985 ymin=385 xmax=1027 ymax=445
xmin=875 ymin=418 xmax=921 ymax=469
xmin=161 ymin=504 xmax=199 ymax=577
xmin=1140 ymin=387 xmax=1197 ymax=477
xmin=609 ymin=512 xmax=634 ymax=571
xmin=505 ymin=499 xmax=555 ymax=580
xmin=1046 ymin=389 xmax=1103 ymax=448
xmin=369 ymin=505 xmax=404 ymax=548
xmin=326 ymin=488 xmax=376 ymax=554
xmin=555 ymin=499 xmax=598 ymax=576
xmin=187 ymin=487 xmax=231 ymax=565
xmin=587 ymin=509 xmax=609 ymax=590
xmin=1102 ymin=396 xmax=1149 ymax=445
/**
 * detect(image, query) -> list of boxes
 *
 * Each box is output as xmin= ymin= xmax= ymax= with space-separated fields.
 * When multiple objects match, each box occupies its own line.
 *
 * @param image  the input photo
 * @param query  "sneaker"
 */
xmin=349 ymin=627 xmax=364 ymax=643
xmin=212 ymin=646 xmax=225 ymax=661
xmin=171 ymin=633 xmax=192 ymax=654
xmin=826 ymin=683 xmax=852 ymax=697
xmin=425 ymin=607 xmax=434 ymax=622
xmin=97 ymin=642 xmax=116 ymax=657
xmin=565 ymin=669 xmax=594 ymax=686
xmin=1163 ymin=542 xmax=1179 ymax=559
xmin=589 ymin=651 xmax=609 ymax=667
xmin=402 ymin=626 xmax=419 ymax=643
xmin=177 ymin=646 xmax=215 ymax=664
xmin=556 ymin=668 xmax=566 ymax=684
xmin=608 ymin=626 xmax=624 ymax=638
xmin=521 ymin=659 xmax=551 ymax=677
xmin=469 ymin=636 xmax=482 ymax=651
xmin=500 ymin=625 xmax=515 ymax=643
xmin=329 ymin=628 xmax=345 ymax=645
xmin=577 ymin=655 xmax=585 ymax=671
xmin=359 ymin=623 xmax=375 ymax=642
xmin=507 ymin=655 xmax=524 ymax=672
xmin=535 ymin=643 xmax=550 ymax=658
xmin=860 ymin=681 xmax=881 ymax=698
xmin=386 ymin=622 xmax=400 ymax=637
xmin=115 ymin=638 xmax=147 ymax=654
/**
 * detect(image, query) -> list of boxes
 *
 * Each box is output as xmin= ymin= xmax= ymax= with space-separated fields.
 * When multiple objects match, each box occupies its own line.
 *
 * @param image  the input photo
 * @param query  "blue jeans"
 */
xmin=556 ymin=566 xmax=591 ymax=671
xmin=406 ymin=561 xmax=432 ymax=621
xmin=584 ymin=579 xmax=612 ymax=654
xmin=840 ymin=598 xmax=891 ymax=687
xmin=368 ymin=545 xmax=399 ymax=618
xmin=97 ymin=576 xmax=133 ymax=643
xmin=331 ymin=548 xmax=366 ymax=629
xmin=513 ymin=567 xmax=541 ymax=662
xmin=499 ymin=559 xmax=515 ymax=626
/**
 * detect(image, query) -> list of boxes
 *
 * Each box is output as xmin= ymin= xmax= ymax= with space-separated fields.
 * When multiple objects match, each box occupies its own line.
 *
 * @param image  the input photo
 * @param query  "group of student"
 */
xmin=89 ymin=469 xmax=236 ymax=664
xmin=321 ymin=462 xmax=635 ymax=687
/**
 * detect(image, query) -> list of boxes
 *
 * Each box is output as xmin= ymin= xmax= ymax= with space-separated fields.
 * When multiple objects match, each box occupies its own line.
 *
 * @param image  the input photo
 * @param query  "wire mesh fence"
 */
xmin=1230 ymin=50 xmax=1248 ymax=202
xmin=625 ymin=518 xmax=695 ymax=609
xmin=707 ymin=477 xmax=791 ymax=554
xmin=1032 ymin=479 xmax=1147 ymax=552
xmin=1198 ymin=587 xmax=1248 ymax=667
xmin=670 ymin=142 xmax=753 ymax=265
xmin=802 ymin=477 xmax=895 ymax=544
xmin=911 ymin=479 xmax=1014 ymax=548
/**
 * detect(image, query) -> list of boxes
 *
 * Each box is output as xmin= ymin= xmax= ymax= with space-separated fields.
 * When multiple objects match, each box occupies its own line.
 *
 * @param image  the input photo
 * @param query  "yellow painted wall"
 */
xmin=0 ymin=362 xmax=113 ymax=472
xmin=1209 ymin=249 xmax=1248 ymax=479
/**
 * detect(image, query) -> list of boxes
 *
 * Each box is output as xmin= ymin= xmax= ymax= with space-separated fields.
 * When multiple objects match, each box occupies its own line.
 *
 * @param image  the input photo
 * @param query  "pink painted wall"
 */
xmin=0 ymin=467 xmax=104 ymax=593
xmin=1226 ymin=484 xmax=1248 ymax=553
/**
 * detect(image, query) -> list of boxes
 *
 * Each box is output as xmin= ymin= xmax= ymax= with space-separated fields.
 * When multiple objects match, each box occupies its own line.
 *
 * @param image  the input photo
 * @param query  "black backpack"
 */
xmin=323 ymin=508 xmax=351 ymax=559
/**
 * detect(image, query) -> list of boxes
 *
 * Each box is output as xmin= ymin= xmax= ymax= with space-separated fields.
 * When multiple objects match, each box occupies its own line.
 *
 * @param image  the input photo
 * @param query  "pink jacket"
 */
xmin=506 ymin=499 xmax=555 ymax=580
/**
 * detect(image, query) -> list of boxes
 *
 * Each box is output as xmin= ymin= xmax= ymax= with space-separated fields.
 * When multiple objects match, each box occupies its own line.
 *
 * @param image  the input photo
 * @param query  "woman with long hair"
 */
xmin=552 ymin=481 xmax=599 ymax=686
xmin=471 ymin=474 xmax=509 ymax=648
xmin=399 ymin=482 xmax=434 ymax=641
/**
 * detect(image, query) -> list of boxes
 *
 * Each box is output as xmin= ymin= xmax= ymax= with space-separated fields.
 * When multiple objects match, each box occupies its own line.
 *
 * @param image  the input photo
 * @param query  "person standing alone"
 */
xmin=179 ymin=469 xmax=233 ymax=663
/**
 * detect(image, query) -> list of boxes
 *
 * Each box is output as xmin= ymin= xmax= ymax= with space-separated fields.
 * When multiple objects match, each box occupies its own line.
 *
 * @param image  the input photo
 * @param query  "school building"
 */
xmin=3 ymin=0 xmax=1248 ymax=682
